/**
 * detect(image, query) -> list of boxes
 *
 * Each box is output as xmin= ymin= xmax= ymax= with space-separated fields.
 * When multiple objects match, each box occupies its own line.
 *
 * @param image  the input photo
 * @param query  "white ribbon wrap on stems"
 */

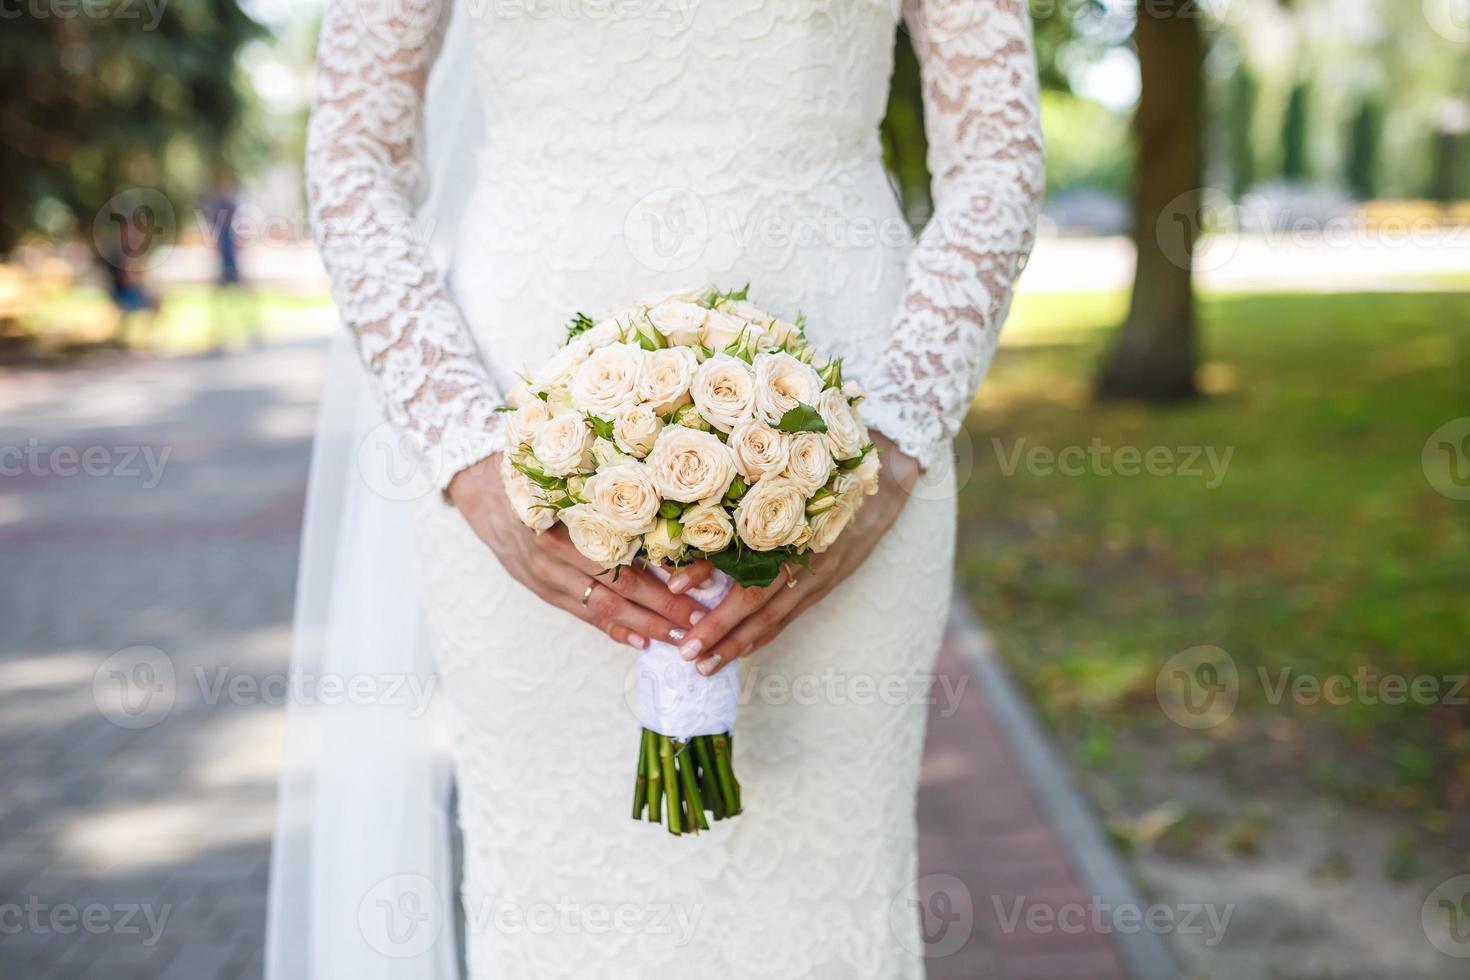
xmin=636 ymin=569 xmax=739 ymax=742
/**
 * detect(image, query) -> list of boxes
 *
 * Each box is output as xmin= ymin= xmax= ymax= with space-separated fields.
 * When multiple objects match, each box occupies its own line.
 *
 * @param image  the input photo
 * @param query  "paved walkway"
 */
xmin=0 ymin=342 xmax=1135 ymax=979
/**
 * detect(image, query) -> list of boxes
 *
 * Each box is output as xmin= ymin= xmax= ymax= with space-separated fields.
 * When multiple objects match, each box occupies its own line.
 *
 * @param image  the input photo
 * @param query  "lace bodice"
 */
xmin=307 ymin=0 xmax=1043 ymax=482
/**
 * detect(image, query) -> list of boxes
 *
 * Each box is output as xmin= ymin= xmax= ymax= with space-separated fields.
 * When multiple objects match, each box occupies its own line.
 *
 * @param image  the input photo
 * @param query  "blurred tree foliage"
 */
xmin=1345 ymin=97 xmax=1380 ymax=201
xmin=1280 ymin=81 xmax=1311 ymax=181
xmin=0 ymin=1 xmax=262 ymax=255
xmin=1225 ymin=60 xmax=1257 ymax=200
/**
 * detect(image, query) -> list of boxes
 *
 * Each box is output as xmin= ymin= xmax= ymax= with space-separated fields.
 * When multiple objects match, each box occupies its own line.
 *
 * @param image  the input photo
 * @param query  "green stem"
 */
xmin=677 ymin=742 xmax=709 ymax=832
xmin=692 ymin=737 xmax=725 ymax=820
xmin=643 ymin=728 xmax=662 ymax=824
xmin=632 ymin=728 xmax=648 ymax=820
xmin=659 ymin=735 xmax=682 ymax=835
xmin=711 ymin=733 xmax=741 ymax=815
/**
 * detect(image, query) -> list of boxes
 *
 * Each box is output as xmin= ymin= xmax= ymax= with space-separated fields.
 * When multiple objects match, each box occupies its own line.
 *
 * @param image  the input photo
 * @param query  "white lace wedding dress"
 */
xmin=303 ymin=0 xmax=1041 ymax=975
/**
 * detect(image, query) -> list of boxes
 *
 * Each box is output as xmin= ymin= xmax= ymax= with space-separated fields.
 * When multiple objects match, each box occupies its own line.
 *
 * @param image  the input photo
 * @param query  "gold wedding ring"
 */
xmin=581 ymin=584 xmax=595 ymax=607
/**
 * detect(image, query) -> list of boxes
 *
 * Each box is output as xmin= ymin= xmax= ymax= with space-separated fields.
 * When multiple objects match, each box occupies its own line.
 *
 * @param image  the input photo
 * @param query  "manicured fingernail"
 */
xmin=679 ymin=639 xmax=703 ymax=660
xmin=698 ymin=654 xmax=722 ymax=675
xmin=627 ymin=633 xmax=646 ymax=650
xmin=668 ymin=628 xmax=687 ymax=642
xmin=689 ymin=610 xmax=706 ymax=626
xmin=668 ymin=574 xmax=688 ymax=593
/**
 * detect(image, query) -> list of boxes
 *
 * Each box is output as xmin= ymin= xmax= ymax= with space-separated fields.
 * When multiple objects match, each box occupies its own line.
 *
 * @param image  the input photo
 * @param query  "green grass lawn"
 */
xmin=957 ymin=289 xmax=1470 ymax=847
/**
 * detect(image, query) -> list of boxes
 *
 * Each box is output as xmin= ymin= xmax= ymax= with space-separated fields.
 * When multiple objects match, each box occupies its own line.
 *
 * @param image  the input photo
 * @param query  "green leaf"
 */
xmin=658 ymin=499 xmax=683 ymax=520
xmin=837 ymin=443 xmax=874 ymax=469
xmin=494 ymin=404 xmax=518 ymax=413
xmin=588 ymin=415 xmax=615 ymax=440
xmin=513 ymin=460 xmax=566 ymax=491
xmin=775 ymin=402 xmax=828 ymax=434
xmin=565 ymin=312 xmax=595 ymax=341
xmin=709 ymin=548 xmax=785 ymax=589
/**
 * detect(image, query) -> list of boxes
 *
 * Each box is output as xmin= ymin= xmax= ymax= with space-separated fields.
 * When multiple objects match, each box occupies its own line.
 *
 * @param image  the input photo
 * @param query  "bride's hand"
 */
xmin=448 ymin=455 xmax=716 ymax=650
xmin=674 ymin=433 xmax=921 ymax=675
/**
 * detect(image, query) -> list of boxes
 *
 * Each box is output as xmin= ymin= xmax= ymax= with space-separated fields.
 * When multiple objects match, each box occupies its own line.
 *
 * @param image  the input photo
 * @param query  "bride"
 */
xmin=268 ymin=0 xmax=1042 ymax=976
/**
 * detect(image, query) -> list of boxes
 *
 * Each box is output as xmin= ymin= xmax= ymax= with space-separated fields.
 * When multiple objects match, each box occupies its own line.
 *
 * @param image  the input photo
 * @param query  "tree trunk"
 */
xmin=1096 ymin=0 xmax=1205 ymax=402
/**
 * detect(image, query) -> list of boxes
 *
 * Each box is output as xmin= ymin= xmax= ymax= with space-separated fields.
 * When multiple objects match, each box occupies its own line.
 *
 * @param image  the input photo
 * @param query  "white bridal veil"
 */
xmin=265 ymin=9 xmax=481 ymax=979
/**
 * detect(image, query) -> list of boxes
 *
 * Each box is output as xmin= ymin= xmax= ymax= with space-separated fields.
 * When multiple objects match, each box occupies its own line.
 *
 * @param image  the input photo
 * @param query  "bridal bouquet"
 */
xmin=500 ymin=285 xmax=880 ymax=835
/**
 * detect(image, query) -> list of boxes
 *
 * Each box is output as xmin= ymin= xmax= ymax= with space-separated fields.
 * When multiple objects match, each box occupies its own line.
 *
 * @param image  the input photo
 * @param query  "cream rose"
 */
xmin=584 ymin=461 xmax=660 ymax=534
xmin=783 ymin=431 xmax=836 ymax=494
xmin=637 ymin=286 xmax=707 ymax=308
xmin=733 ymin=477 xmax=808 ymax=551
xmin=808 ymin=495 xmax=856 ymax=554
xmin=506 ymin=399 xmax=553 ymax=449
xmin=643 ymin=517 xmax=684 ymax=564
xmin=727 ymin=420 xmax=790 ymax=482
xmin=690 ymin=354 xmax=756 ymax=433
xmin=646 ymin=301 xmax=707 ymax=346
xmin=533 ymin=336 xmax=594 ymax=389
xmin=680 ymin=503 xmax=734 ymax=553
xmin=592 ymin=437 xmax=636 ymax=469
xmin=583 ymin=317 xmax=629 ymax=347
xmin=533 ymin=411 xmax=593 ymax=476
xmin=561 ymin=504 xmax=640 ymax=569
xmin=637 ymin=346 xmax=697 ymax=415
xmin=848 ymin=450 xmax=881 ymax=496
xmin=570 ymin=342 xmax=644 ymax=417
xmin=613 ymin=404 xmax=663 ymax=458
xmin=646 ymin=426 xmax=736 ymax=503
xmin=753 ymin=351 xmax=822 ymax=425
xmin=767 ymin=318 xmax=802 ymax=348
xmin=701 ymin=309 xmax=762 ymax=351
xmin=500 ymin=454 xmax=554 ymax=533
xmin=506 ymin=381 xmax=538 ymax=409
xmin=817 ymin=387 xmax=866 ymax=460
xmin=716 ymin=299 xmax=774 ymax=329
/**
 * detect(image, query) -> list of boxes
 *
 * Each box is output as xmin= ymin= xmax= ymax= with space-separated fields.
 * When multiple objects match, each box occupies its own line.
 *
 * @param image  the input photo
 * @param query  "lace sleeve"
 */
xmin=862 ymin=0 xmax=1045 ymax=471
xmin=307 ymin=0 xmax=504 ymax=489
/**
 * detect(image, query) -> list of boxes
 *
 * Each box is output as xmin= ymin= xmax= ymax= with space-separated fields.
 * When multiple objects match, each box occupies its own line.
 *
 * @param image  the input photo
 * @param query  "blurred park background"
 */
xmin=2 ymin=1 xmax=1468 ymax=978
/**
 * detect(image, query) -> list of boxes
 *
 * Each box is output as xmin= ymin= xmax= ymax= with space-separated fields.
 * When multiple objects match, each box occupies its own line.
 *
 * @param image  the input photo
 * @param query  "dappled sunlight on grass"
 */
xmin=957 ymin=289 xmax=1470 ymax=830
xmin=19 ymin=286 xmax=334 ymax=356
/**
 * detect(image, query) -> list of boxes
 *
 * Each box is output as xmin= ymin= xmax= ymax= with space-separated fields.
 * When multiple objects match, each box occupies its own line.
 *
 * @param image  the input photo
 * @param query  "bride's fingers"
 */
xmin=554 ymin=574 xmax=677 ymax=651
xmin=696 ymin=580 xmax=814 ymax=674
xmin=597 ymin=565 xmax=708 ymax=636
xmin=538 ymin=530 xmax=706 ymax=630
xmin=666 ymin=558 xmax=716 ymax=595
xmin=673 ymin=577 xmax=784 ymax=662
